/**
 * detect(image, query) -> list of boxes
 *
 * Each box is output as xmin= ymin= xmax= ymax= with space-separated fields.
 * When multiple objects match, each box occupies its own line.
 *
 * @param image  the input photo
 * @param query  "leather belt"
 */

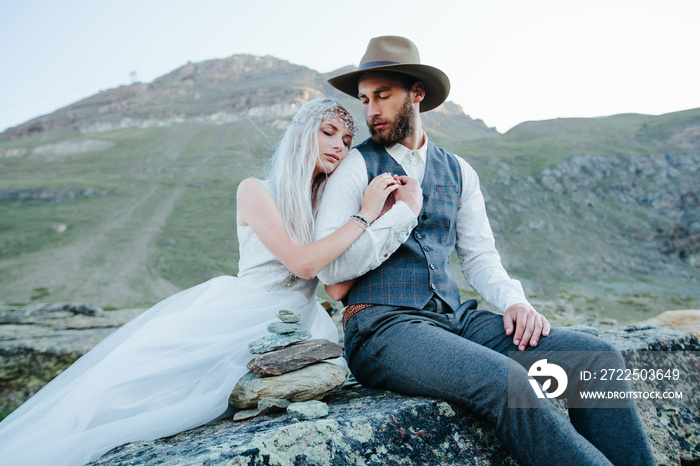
xmin=342 ymin=304 xmax=373 ymax=328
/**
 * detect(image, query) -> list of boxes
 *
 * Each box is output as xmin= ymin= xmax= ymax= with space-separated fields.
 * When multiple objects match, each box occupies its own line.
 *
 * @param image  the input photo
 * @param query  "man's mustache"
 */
xmin=368 ymin=117 xmax=390 ymax=127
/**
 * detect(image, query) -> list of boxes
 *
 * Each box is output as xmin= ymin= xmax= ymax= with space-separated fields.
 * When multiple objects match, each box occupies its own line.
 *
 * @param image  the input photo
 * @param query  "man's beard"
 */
xmin=368 ymin=94 xmax=415 ymax=146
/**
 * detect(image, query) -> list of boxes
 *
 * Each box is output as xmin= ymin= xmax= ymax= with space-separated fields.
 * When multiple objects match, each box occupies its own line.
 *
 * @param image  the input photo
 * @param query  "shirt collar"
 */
xmin=385 ymin=131 xmax=429 ymax=165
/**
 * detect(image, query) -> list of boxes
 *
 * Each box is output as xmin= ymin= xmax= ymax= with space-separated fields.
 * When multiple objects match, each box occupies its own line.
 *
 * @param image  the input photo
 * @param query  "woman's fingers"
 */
xmin=361 ymin=174 xmax=401 ymax=222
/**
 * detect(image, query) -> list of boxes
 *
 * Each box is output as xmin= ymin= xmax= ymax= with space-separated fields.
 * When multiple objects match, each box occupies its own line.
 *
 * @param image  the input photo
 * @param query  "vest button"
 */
xmin=429 ymin=264 xmax=435 ymax=270
xmin=430 ymin=283 xmax=436 ymax=290
xmin=423 ymin=246 xmax=431 ymax=252
xmin=415 ymin=232 xmax=422 ymax=239
xmin=420 ymin=214 xmax=428 ymax=221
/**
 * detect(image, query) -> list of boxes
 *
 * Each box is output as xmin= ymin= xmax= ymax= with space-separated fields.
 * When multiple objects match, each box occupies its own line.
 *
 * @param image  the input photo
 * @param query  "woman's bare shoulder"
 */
xmin=237 ymin=177 xmax=265 ymax=195
xmin=237 ymin=178 xmax=273 ymax=225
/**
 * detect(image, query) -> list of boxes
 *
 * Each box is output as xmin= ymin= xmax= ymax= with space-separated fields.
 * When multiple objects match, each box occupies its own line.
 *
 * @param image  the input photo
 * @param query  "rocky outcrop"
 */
xmin=536 ymin=152 xmax=700 ymax=266
xmin=85 ymin=325 xmax=700 ymax=465
xmin=91 ymin=385 xmax=518 ymax=466
xmin=0 ymin=304 xmax=142 ymax=414
xmin=479 ymin=147 xmax=700 ymax=290
xmin=640 ymin=310 xmax=700 ymax=338
xmin=605 ymin=326 xmax=700 ymax=465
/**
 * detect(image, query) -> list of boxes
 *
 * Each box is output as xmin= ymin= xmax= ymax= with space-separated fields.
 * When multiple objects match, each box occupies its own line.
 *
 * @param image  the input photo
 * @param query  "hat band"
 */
xmin=358 ymin=60 xmax=401 ymax=70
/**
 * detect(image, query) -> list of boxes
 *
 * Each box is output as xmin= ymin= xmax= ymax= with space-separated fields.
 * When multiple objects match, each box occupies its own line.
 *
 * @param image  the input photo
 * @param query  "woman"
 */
xmin=0 ymin=98 xmax=399 ymax=465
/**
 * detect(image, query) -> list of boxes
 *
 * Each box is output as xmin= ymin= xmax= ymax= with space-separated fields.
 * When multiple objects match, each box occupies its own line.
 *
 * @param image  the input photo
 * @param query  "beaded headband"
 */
xmin=290 ymin=99 xmax=358 ymax=138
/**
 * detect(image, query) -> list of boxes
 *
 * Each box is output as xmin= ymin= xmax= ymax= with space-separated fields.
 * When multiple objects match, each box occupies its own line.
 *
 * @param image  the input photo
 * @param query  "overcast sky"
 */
xmin=1 ymin=0 xmax=698 ymax=133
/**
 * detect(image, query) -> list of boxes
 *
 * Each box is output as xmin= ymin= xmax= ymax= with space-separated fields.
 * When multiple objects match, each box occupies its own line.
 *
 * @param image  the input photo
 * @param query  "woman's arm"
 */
xmin=237 ymin=176 xmax=397 ymax=280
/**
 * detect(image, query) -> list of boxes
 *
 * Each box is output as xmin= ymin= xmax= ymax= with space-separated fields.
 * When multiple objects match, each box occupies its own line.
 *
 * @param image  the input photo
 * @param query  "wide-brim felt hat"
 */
xmin=328 ymin=35 xmax=450 ymax=112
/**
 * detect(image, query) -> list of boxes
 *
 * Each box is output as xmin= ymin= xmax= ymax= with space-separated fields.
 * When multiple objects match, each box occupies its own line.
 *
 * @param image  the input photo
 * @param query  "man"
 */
xmin=316 ymin=36 xmax=654 ymax=465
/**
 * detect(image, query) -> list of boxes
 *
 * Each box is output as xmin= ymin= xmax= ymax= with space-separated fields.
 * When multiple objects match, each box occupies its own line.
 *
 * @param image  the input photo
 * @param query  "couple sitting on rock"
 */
xmin=0 ymin=36 xmax=654 ymax=466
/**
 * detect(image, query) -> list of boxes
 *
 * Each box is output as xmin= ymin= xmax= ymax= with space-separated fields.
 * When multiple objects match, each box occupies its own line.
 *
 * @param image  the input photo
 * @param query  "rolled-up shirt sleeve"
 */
xmin=455 ymin=156 xmax=529 ymax=313
xmin=315 ymin=149 xmax=417 ymax=285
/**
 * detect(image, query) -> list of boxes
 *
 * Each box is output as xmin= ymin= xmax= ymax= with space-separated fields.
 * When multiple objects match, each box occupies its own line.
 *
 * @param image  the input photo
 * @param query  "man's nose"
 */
xmin=367 ymin=99 xmax=380 ymax=118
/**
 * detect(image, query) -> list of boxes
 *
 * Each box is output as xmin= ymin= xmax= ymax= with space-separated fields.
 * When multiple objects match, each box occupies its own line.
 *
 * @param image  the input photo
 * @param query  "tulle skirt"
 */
xmin=0 ymin=276 xmax=341 ymax=465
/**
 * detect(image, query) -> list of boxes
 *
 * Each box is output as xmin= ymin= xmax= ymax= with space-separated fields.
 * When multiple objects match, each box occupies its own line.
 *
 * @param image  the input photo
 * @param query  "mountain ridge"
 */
xmin=0 ymin=54 xmax=496 ymax=142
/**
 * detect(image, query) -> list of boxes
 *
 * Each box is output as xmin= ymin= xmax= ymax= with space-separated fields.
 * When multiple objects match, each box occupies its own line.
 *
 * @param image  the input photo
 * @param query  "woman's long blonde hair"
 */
xmin=267 ymin=98 xmax=357 ymax=245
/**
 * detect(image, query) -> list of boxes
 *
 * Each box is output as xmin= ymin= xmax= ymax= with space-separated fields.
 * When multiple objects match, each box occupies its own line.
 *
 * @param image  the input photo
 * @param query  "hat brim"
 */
xmin=327 ymin=63 xmax=450 ymax=113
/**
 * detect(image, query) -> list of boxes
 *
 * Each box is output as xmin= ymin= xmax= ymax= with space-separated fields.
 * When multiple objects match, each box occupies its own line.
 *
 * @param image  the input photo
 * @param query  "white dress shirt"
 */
xmin=315 ymin=133 xmax=529 ymax=313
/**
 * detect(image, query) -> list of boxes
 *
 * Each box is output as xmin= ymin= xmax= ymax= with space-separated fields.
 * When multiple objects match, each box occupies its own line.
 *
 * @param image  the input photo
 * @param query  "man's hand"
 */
xmin=393 ymin=175 xmax=423 ymax=217
xmin=503 ymin=303 xmax=550 ymax=351
xmin=378 ymin=192 xmax=396 ymax=219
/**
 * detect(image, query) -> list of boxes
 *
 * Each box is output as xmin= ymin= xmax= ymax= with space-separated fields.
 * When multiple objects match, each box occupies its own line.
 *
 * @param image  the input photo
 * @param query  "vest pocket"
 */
xmin=426 ymin=185 xmax=459 ymax=229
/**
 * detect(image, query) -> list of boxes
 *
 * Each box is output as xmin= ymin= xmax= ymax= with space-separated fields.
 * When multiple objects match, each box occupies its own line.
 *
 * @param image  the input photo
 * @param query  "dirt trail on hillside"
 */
xmin=4 ymin=125 xmax=232 ymax=308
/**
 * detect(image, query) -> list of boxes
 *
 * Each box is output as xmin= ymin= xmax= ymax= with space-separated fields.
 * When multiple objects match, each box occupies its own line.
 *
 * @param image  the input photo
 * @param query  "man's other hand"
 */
xmin=394 ymin=175 xmax=423 ymax=217
xmin=503 ymin=303 xmax=550 ymax=351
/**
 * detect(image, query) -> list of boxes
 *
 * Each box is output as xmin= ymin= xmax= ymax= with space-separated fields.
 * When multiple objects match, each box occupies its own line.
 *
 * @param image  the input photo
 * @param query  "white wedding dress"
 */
xmin=0 ymin=183 xmax=343 ymax=465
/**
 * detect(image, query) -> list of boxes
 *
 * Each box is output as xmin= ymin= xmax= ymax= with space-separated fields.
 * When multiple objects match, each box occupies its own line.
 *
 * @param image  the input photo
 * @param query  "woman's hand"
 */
xmin=358 ymin=173 xmax=400 ymax=223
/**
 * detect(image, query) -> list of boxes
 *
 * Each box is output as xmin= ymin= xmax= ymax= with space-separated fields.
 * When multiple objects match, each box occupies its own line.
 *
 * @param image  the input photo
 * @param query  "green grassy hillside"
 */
xmin=0 ymin=119 xmax=277 ymax=308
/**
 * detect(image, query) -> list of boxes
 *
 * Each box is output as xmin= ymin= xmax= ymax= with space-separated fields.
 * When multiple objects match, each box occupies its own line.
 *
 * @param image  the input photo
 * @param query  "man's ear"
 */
xmin=411 ymin=81 xmax=426 ymax=104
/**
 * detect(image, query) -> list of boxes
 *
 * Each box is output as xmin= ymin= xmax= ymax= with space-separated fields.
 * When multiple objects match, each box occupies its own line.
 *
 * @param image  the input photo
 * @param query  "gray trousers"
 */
xmin=343 ymin=298 xmax=655 ymax=466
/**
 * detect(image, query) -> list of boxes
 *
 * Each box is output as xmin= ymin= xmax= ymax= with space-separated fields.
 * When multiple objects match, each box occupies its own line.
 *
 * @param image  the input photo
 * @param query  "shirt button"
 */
xmin=430 ymin=283 xmax=436 ymax=290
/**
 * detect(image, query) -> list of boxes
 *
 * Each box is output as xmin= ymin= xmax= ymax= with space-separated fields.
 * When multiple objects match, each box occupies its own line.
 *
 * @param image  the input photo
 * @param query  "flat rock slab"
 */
xmin=247 ymin=339 xmax=343 ymax=377
xmin=248 ymin=332 xmax=312 ymax=354
xmin=267 ymin=322 xmax=301 ymax=334
xmin=229 ymin=363 xmax=347 ymax=409
xmin=90 ymin=386 xmax=518 ymax=465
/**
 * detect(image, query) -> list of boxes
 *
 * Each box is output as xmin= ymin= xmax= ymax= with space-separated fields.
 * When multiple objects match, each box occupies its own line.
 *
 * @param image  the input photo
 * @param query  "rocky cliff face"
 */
xmin=462 ymin=113 xmax=700 ymax=297
xmin=538 ymin=152 xmax=700 ymax=266
xmin=485 ymin=152 xmax=700 ymax=276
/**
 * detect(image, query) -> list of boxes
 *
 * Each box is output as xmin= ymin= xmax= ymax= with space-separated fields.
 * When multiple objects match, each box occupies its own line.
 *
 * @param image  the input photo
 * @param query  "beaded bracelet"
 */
xmin=350 ymin=214 xmax=369 ymax=228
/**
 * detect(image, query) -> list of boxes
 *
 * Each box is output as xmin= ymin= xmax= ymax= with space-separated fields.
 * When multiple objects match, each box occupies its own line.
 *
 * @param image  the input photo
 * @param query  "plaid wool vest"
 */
xmin=347 ymin=138 xmax=463 ymax=311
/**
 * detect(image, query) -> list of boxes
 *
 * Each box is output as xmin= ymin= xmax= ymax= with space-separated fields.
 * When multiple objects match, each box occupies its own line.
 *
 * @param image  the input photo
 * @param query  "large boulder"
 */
xmin=89 ymin=326 xmax=700 ymax=465
xmin=91 ymin=386 xmax=517 ymax=466
xmin=639 ymin=310 xmax=700 ymax=338
xmin=3 ymin=303 xmax=698 ymax=465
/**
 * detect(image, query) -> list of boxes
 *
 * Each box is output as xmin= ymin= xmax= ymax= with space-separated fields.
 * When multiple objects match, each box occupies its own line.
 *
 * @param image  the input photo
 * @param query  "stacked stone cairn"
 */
xmin=229 ymin=309 xmax=347 ymax=421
